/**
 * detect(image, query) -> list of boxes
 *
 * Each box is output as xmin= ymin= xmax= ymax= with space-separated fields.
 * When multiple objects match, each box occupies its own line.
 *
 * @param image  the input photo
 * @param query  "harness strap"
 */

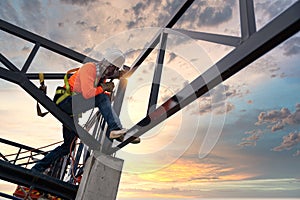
xmin=55 ymin=68 xmax=79 ymax=105
xmin=37 ymin=73 xmax=49 ymax=117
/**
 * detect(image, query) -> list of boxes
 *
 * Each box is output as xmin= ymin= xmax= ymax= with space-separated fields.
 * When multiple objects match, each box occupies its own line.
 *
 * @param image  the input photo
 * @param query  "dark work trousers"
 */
xmin=32 ymin=93 xmax=122 ymax=172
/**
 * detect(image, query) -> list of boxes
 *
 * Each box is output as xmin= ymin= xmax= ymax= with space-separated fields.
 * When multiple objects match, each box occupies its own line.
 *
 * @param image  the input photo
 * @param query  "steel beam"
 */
xmin=0 ymin=191 xmax=21 ymax=200
xmin=21 ymin=43 xmax=40 ymax=73
xmin=0 ymin=153 xmax=9 ymax=162
xmin=0 ymin=53 xmax=19 ymax=72
xmin=240 ymin=0 xmax=256 ymax=40
xmin=0 ymin=67 xmax=100 ymax=151
xmin=0 ymin=160 xmax=77 ymax=200
xmin=147 ymin=32 xmax=168 ymax=114
xmin=0 ymin=19 xmax=96 ymax=63
xmin=173 ymin=29 xmax=241 ymax=47
xmin=125 ymin=0 xmax=195 ymax=77
xmin=0 ymin=138 xmax=46 ymax=157
xmin=26 ymin=73 xmax=66 ymax=79
xmin=110 ymin=0 xmax=300 ymax=153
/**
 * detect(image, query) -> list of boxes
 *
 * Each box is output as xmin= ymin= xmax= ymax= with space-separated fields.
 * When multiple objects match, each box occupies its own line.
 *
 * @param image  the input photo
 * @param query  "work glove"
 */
xmin=100 ymin=82 xmax=115 ymax=92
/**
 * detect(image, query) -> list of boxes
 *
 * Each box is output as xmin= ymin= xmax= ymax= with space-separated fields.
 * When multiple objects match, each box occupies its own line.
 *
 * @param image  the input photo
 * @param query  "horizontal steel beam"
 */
xmin=0 ymin=191 xmax=21 ymax=200
xmin=111 ymin=0 xmax=300 ymax=153
xmin=0 ymin=19 xmax=96 ymax=64
xmin=0 ymin=138 xmax=46 ymax=156
xmin=0 ymin=67 xmax=100 ymax=151
xmin=26 ymin=73 xmax=66 ymax=79
xmin=0 ymin=160 xmax=77 ymax=200
xmin=173 ymin=29 xmax=241 ymax=47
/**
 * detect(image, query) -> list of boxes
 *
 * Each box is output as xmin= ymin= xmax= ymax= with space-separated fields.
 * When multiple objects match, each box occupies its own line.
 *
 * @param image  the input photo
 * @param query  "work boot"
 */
xmin=116 ymin=135 xmax=141 ymax=144
xmin=130 ymin=137 xmax=141 ymax=144
xmin=109 ymin=129 xmax=126 ymax=140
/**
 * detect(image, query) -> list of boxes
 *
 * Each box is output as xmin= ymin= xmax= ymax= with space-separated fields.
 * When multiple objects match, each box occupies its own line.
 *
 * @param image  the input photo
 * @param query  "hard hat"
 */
xmin=104 ymin=49 xmax=125 ymax=69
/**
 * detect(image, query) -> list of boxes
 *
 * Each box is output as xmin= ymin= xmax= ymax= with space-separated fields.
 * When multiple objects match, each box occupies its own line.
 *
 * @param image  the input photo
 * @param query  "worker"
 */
xmin=32 ymin=49 xmax=140 ymax=173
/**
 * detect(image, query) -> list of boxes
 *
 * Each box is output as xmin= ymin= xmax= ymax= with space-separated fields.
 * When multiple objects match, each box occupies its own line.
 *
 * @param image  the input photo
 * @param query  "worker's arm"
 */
xmin=79 ymin=63 xmax=104 ymax=99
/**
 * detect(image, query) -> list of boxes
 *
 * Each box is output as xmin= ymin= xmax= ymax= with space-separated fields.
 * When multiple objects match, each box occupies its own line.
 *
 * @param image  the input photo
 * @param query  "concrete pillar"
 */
xmin=75 ymin=151 xmax=124 ymax=200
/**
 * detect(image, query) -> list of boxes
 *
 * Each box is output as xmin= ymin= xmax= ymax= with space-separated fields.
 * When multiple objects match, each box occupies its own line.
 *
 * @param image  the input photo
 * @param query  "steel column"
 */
xmin=147 ymin=32 xmax=168 ymax=114
xmin=240 ymin=0 xmax=256 ymax=40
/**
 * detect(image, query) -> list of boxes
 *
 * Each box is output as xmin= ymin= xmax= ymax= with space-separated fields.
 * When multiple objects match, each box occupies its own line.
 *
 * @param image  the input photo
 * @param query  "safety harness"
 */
xmin=36 ymin=73 xmax=49 ymax=117
xmin=53 ymin=67 xmax=79 ymax=105
xmin=37 ymin=62 xmax=105 ymax=117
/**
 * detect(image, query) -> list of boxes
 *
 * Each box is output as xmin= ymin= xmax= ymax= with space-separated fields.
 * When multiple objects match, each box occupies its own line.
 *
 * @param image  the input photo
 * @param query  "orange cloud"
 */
xmin=118 ymin=156 xmax=256 ymax=199
xmin=138 ymin=158 xmax=254 ymax=183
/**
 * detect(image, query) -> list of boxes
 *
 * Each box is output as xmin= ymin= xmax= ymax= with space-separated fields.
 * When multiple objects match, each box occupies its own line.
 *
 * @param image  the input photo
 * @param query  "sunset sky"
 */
xmin=1 ymin=0 xmax=300 ymax=199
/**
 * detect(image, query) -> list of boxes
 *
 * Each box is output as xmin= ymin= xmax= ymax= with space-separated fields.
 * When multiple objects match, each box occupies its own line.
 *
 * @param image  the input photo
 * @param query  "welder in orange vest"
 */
xmin=32 ymin=49 xmax=140 ymax=173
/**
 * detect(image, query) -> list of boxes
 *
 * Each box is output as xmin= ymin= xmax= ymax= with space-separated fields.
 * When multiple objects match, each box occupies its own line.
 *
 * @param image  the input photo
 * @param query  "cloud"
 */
xmin=255 ymin=0 xmax=296 ymax=20
xmin=137 ymin=156 xmax=253 ymax=183
xmin=238 ymin=141 xmax=256 ymax=147
xmin=241 ymin=104 xmax=300 ymax=155
xmin=167 ymin=52 xmax=176 ymax=63
xmin=127 ymin=0 xmax=162 ymax=28
xmin=83 ymin=47 xmax=94 ymax=54
xmin=198 ymin=5 xmax=233 ymax=26
xmin=282 ymin=36 xmax=300 ymax=56
xmin=0 ymin=1 xmax=46 ymax=34
xmin=293 ymin=150 xmax=300 ymax=157
xmin=214 ymin=102 xmax=235 ymax=115
xmin=255 ymin=104 xmax=300 ymax=132
xmin=239 ymin=129 xmax=263 ymax=147
xmin=191 ymin=84 xmax=248 ymax=116
xmin=270 ymin=121 xmax=285 ymax=132
xmin=256 ymin=107 xmax=291 ymax=124
xmin=0 ymin=1 xmax=20 ymax=24
xmin=132 ymin=2 xmax=146 ymax=16
xmin=273 ymin=131 xmax=300 ymax=152
xmin=60 ymin=0 xmax=97 ymax=6
xmin=160 ymin=0 xmax=236 ymax=29
xmin=126 ymin=0 xmax=236 ymax=30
